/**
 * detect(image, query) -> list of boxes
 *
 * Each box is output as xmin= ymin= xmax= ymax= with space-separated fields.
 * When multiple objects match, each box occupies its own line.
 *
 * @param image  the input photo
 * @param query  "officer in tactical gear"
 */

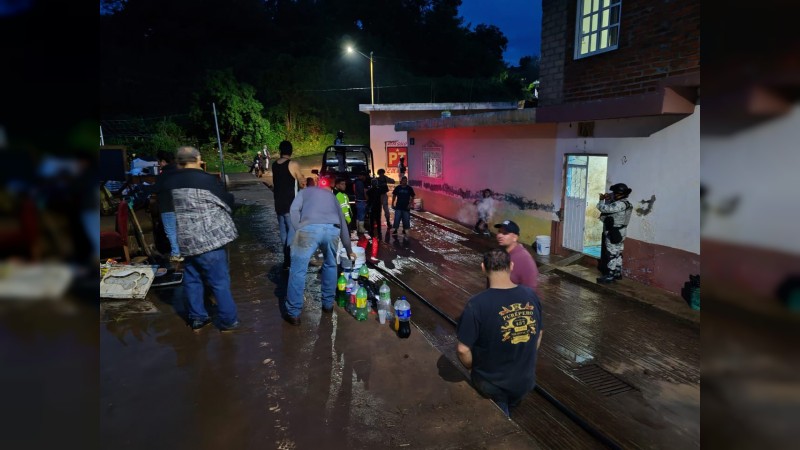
xmin=596 ymin=183 xmax=633 ymax=284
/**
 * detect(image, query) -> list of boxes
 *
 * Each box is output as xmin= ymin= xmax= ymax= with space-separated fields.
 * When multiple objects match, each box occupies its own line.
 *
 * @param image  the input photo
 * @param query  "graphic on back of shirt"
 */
xmin=498 ymin=302 xmax=538 ymax=344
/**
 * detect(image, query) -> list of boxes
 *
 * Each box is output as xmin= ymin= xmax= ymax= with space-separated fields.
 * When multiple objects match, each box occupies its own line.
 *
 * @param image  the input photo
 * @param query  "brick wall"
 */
xmin=539 ymin=0 xmax=569 ymax=106
xmin=542 ymin=0 xmax=700 ymax=104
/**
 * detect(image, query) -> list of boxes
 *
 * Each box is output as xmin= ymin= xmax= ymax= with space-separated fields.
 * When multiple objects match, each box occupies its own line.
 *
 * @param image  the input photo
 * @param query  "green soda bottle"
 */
xmin=336 ymin=272 xmax=347 ymax=307
xmin=358 ymin=264 xmax=369 ymax=282
xmin=355 ymin=285 xmax=368 ymax=321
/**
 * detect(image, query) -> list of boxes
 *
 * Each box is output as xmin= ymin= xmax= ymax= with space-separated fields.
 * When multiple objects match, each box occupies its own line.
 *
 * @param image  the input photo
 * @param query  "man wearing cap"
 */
xmin=596 ymin=183 xmax=633 ymax=284
xmin=494 ymin=220 xmax=539 ymax=291
xmin=284 ymin=175 xmax=354 ymax=326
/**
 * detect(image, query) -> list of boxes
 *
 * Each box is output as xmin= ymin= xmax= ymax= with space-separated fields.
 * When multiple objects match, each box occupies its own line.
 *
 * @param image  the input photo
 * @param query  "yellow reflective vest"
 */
xmin=335 ymin=190 xmax=352 ymax=224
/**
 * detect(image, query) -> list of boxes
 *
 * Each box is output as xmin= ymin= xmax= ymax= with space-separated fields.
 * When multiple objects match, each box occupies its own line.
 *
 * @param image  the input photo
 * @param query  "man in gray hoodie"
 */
xmin=283 ymin=175 xmax=354 ymax=326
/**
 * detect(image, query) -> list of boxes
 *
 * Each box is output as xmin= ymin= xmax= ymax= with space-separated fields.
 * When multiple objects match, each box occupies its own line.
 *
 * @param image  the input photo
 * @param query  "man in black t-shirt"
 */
xmin=456 ymin=247 xmax=543 ymax=416
xmin=391 ymin=176 xmax=415 ymax=235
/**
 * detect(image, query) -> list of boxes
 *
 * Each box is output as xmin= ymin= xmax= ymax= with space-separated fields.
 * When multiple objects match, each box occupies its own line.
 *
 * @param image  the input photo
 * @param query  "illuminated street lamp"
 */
xmin=346 ymin=46 xmax=374 ymax=105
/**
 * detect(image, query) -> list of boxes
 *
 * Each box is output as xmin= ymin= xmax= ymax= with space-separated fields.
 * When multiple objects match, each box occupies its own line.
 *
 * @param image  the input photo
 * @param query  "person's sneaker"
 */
xmin=392 ymin=228 xmax=398 ymax=235
xmin=170 ymin=255 xmax=184 ymax=262
xmin=190 ymin=317 xmax=212 ymax=331
xmin=402 ymin=229 xmax=407 ymax=234
xmin=219 ymin=320 xmax=240 ymax=331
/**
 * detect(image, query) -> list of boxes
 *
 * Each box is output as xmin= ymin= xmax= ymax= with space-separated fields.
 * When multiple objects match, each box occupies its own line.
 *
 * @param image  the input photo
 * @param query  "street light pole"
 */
xmin=347 ymin=46 xmax=375 ymax=105
xmin=369 ymin=51 xmax=374 ymax=105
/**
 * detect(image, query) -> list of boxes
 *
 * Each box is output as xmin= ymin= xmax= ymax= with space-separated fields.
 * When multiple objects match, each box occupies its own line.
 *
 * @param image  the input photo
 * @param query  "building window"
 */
xmin=423 ymin=149 xmax=442 ymax=179
xmin=574 ymin=0 xmax=621 ymax=59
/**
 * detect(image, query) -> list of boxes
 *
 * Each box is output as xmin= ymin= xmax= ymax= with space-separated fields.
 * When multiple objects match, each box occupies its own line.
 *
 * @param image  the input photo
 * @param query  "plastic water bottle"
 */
xmin=378 ymin=281 xmax=392 ymax=322
xmin=336 ymin=273 xmax=347 ymax=307
xmin=346 ymin=279 xmax=356 ymax=315
xmin=394 ymin=296 xmax=411 ymax=338
xmin=355 ymin=285 xmax=368 ymax=321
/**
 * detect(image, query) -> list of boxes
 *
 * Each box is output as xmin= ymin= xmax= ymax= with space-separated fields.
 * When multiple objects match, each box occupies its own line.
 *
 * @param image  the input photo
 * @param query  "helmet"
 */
xmin=609 ymin=183 xmax=632 ymax=197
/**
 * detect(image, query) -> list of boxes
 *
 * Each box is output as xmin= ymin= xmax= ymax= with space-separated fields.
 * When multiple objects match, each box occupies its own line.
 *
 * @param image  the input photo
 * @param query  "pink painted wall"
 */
xmin=405 ymin=124 xmax=558 ymax=244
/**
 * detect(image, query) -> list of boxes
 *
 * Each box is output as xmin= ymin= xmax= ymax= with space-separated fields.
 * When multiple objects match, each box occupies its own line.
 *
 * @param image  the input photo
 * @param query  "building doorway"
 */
xmin=563 ymin=154 xmax=608 ymax=257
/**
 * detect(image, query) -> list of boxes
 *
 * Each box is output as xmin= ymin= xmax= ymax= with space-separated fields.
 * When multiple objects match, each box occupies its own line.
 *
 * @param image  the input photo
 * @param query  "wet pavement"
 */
xmin=100 ymin=174 xmax=538 ymax=450
xmin=100 ymin=172 xmax=699 ymax=449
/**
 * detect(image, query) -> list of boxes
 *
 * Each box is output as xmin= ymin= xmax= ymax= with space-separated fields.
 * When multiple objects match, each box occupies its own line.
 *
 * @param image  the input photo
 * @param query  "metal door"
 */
xmin=563 ymin=155 xmax=589 ymax=251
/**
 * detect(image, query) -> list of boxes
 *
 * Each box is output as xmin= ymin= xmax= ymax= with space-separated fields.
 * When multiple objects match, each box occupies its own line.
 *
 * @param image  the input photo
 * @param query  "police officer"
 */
xmin=596 ymin=183 xmax=633 ymax=284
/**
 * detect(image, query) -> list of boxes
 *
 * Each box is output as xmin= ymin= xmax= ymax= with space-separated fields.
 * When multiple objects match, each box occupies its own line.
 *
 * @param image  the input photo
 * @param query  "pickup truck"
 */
xmin=312 ymin=144 xmax=375 ymax=201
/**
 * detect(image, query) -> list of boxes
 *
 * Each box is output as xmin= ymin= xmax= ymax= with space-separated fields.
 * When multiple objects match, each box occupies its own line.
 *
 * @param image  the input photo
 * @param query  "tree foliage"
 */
xmin=190 ymin=69 xmax=272 ymax=154
xmin=100 ymin=0 xmax=538 ymax=152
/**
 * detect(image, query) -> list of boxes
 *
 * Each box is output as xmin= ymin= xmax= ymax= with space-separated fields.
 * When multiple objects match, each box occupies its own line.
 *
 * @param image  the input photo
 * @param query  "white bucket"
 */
xmin=535 ymin=235 xmax=551 ymax=256
xmin=352 ymin=247 xmax=366 ymax=267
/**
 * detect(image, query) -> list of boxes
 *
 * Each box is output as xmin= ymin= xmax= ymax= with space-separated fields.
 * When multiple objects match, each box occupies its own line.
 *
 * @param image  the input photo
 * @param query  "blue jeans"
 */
xmin=393 ymin=209 xmax=411 ymax=230
xmin=277 ymin=213 xmax=295 ymax=265
xmin=183 ymin=247 xmax=239 ymax=325
xmin=355 ymin=201 xmax=367 ymax=221
xmin=285 ymin=224 xmax=340 ymax=318
xmin=161 ymin=212 xmax=180 ymax=256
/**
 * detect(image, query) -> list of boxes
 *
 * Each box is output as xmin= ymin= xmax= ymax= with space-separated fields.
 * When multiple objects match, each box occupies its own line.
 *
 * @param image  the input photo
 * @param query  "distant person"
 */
xmin=165 ymin=146 xmax=239 ymax=331
xmin=248 ymin=152 xmax=262 ymax=176
xmin=391 ymin=176 xmax=415 ymax=235
xmin=596 ymin=183 xmax=633 ymax=284
xmin=473 ymin=188 xmax=493 ymax=235
xmin=353 ymin=172 xmax=368 ymax=234
xmin=154 ymin=150 xmax=182 ymax=262
xmin=375 ymin=168 xmax=395 ymax=227
xmin=261 ymin=145 xmax=270 ymax=171
xmin=398 ymin=156 xmax=406 ymax=179
xmin=334 ymin=130 xmax=345 ymax=145
xmin=367 ymin=178 xmax=384 ymax=234
xmin=457 ymin=247 xmax=543 ymax=417
xmin=494 ymin=220 xmax=539 ymax=291
xmin=284 ymin=175 xmax=354 ymax=326
xmin=271 ymin=140 xmax=305 ymax=269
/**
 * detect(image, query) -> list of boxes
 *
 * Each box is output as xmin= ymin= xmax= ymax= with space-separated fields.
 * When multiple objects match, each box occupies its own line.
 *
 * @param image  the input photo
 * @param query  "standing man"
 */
xmin=457 ymin=248 xmax=543 ymax=417
xmin=375 ymin=168 xmax=395 ymax=227
xmin=284 ymin=175 xmax=354 ymax=326
xmin=153 ymin=150 xmax=182 ymax=262
xmin=398 ymin=156 xmax=407 ymax=179
xmin=353 ymin=172 xmax=368 ymax=234
xmin=391 ymin=176 xmax=415 ymax=235
xmin=271 ymin=140 xmax=305 ymax=269
xmin=333 ymin=177 xmax=352 ymax=227
xmin=596 ymin=183 xmax=633 ymax=284
xmin=166 ymin=146 xmax=239 ymax=331
xmin=494 ymin=220 xmax=539 ymax=291
xmin=334 ymin=130 xmax=345 ymax=145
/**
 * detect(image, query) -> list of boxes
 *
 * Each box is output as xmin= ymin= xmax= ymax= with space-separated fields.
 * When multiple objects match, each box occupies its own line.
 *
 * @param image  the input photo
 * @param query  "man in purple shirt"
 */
xmin=494 ymin=220 xmax=539 ymax=291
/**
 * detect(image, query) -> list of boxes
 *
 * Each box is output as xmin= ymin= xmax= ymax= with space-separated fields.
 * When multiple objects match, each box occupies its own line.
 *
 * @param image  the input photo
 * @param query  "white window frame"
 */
xmin=574 ymin=0 xmax=621 ymax=59
xmin=423 ymin=148 xmax=443 ymax=179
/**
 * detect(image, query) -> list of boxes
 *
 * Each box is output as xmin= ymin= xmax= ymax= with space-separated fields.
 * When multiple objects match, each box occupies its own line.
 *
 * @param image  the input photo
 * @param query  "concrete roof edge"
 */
xmin=359 ymin=102 xmax=518 ymax=114
xmin=395 ymin=109 xmax=538 ymax=131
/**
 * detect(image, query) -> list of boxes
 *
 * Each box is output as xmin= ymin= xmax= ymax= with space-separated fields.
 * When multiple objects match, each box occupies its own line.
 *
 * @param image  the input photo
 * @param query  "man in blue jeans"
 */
xmin=284 ymin=175 xmax=354 ymax=326
xmin=165 ymin=146 xmax=240 ymax=331
xmin=391 ymin=176 xmax=415 ymax=235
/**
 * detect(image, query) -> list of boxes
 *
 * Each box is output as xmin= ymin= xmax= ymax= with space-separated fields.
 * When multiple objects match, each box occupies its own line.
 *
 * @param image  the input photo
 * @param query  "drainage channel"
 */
xmin=373 ymin=263 xmax=623 ymax=450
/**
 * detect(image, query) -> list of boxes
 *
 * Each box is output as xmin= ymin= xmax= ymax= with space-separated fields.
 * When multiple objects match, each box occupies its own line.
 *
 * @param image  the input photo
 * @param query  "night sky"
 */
xmin=458 ymin=0 xmax=542 ymax=65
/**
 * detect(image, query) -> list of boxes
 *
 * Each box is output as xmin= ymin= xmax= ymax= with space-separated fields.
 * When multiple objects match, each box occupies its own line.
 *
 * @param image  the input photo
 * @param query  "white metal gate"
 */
xmin=563 ymin=155 xmax=589 ymax=251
